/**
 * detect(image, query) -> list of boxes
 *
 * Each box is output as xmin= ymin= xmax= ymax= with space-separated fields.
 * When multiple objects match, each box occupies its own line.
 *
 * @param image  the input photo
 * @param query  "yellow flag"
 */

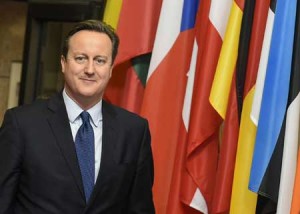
xmin=103 ymin=0 xmax=123 ymax=29
xmin=209 ymin=1 xmax=243 ymax=119
xmin=230 ymin=88 xmax=258 ymax=213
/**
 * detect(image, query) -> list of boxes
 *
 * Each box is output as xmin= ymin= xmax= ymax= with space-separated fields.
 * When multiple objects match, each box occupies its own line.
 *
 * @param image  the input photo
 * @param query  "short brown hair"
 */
xmin=62 ymin=20 xmax=119 ymax=64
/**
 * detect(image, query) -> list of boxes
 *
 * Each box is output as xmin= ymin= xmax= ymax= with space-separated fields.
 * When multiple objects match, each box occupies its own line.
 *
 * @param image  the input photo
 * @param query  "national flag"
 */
xmin=277 ymin=0 xmax=300 ymax=212
xmin=207 ymin=0 xmax=245 ymax=212
xmin=140 ymin=0 xmax=199 ymax=213
xmin=103 ymin=0 xmax=162 ymax=113
xmin=102 ymin=0 xmax=123 ymax=108
xmin=211 ymin=0 xmax=256 ymax=212
xmin=230 ymin=0 xmax=270 ymax=212
xmin=165 ymin=1 xmax=211 ymax=213
xmin=249 ymin=0 xmax=297 ymax=210
xmin=211 ymin=73 xmax=239 ymax=214
xmin=103 ymin=0 xmax=122 ymax=29
xmin=106 ymin=54 xmax=151 ymax=113
xmin=235 ymin=0 xmax=256 ymax=120
xmin=209 ymin=0 xmax=244 ymax=119
xmin=291 ymin=153 xmax=300 ymax=213
xmin=250 ymin=0 xmax=276 ymax=126
xmin=178 ymin=0 xmax=232 ymax=213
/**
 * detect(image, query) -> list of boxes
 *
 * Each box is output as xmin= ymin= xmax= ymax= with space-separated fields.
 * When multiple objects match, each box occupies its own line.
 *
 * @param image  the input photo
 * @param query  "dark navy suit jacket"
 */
xmin=0 ymin=93 xmax=155 ymax=213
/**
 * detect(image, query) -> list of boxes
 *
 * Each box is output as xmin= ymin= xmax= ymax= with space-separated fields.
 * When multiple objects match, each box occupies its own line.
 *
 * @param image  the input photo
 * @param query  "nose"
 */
xmin=85 ymin=60 xmax=95 ymax=75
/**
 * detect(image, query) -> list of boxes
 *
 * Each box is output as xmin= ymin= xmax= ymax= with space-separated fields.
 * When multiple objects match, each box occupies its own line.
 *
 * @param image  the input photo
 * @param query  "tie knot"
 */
xmin=80 ymin=111 xmax=90 ymax=123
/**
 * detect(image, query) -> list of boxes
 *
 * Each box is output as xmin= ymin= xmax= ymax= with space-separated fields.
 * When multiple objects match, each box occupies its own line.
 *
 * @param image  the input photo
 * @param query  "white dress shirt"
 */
xmin=62 ymin=89 xmax=102 ymax=183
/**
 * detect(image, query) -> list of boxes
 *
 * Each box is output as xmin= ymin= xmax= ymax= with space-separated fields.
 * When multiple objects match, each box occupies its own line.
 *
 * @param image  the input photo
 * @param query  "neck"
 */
xmin=64 ymin=89 xmax=102 ymax=111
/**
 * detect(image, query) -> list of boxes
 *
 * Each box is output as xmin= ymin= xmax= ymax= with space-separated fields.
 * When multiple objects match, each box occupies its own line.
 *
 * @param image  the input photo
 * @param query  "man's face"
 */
xmin=61 ymin=30 xmax=113 ymax=106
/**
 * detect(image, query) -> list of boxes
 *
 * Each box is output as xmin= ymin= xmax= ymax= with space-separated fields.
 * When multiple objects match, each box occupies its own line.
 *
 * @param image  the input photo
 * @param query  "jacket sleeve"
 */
xmin=128 ymin=120 xmax=155 ymax=214
xmin=0 ymin=109 xmax=23 ymax=213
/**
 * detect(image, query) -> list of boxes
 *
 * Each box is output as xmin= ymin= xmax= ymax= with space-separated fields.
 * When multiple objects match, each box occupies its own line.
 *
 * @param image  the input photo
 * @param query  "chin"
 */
xmin=79 ymin=92 xmax=96 ymax=98
xmin=78 ymin=90 xmax=102 ymax=99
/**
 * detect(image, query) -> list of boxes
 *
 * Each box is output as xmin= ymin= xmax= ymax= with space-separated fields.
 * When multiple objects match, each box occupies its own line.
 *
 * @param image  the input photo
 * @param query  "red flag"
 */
xmin=104 ymin=0 xmax=162 ymax=113
xmin=180 ymin=0 xmax=232 ymax=212
xmin=141 ymin=0 xmax=199 ymax=212
xmin=166 ymin=1 xmax=211 ymax=213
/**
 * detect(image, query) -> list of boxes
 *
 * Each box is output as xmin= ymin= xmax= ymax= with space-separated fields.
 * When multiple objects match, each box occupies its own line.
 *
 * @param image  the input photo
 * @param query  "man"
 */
xmin=0 ymin=20 xmax=155 ymax=213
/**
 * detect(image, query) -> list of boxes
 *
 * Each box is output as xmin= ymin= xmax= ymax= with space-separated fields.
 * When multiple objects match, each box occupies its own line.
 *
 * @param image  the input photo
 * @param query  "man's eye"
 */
xmin=75 ymin=56 xmax=87 ymax=64
xmin=95 ymin=58 xmax=106 ymax=65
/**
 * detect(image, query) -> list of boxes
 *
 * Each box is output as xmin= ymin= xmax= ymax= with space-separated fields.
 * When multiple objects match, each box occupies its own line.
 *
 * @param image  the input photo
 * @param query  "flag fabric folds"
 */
xmin=250 ymin=0 xmax=276 ymax=126
xmin=235 ymin=0 xmax=256 ymax=120
xmin=278 ymin=0 xmax=300 ymax=212
xmin=209 ymin=0 xmax=244 ymax=119
xmin=141 ymin=0 xmax=200 ymax=213
xmin=179 ymin=0 xmax=231 ymax=213
xmin=102 ymin=0 xmax=300 ymax=213
xmin=230 ymin=0 xmax=270 ymax=213
xmin=166 ymin=1 xmax=211 ymax=213
xmin=291 ymin=151 xmax=300 ymax=213
xmin=249 ymin=0 xmax=297 ymax=203
xmin=103 ymin=0 xmax=162 ymax=114
xmin=103 ymin=0 xmax=122 ymax=29
xmin=165 ymin=1 xmax=214 ymax=214
xmin=207 ymin=10 xmax=245 ymax=210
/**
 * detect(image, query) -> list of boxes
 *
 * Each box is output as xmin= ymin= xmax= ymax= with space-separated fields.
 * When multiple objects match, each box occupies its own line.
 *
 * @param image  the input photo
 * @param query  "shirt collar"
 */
xmin=62 ymin=89 xmax=102 ymax=127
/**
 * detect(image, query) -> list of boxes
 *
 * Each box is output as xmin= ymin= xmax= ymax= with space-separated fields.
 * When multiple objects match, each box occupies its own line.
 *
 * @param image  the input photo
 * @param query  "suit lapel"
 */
xmin=46 ymin=93 xmax=85 ymax=199
xmin=47 ymin=96 xmax=120 ymax=208
xmin=87 ymin=100 xmax=118 ymax=207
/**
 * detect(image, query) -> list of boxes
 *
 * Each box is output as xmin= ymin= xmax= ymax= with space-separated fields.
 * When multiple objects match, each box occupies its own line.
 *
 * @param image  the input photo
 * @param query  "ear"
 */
xmin=61 ymin=55 xmax=66 ymax=74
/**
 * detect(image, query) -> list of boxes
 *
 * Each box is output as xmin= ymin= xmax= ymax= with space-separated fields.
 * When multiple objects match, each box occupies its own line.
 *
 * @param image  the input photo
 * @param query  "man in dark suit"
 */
xmin=0 ymin=20 xmax=155 ymax=213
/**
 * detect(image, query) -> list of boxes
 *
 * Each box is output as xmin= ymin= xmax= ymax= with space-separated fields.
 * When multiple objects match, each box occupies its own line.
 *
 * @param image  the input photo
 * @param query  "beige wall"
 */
xmin=0 ymin=2 xmax=27 ymax=123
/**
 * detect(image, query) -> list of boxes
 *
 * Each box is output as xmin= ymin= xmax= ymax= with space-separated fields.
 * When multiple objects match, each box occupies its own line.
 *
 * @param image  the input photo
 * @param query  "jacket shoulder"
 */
xmin=6 ymin=98 xmax=49 ymax=121
xmin=103 ymin=101 xmax=148 ymax=127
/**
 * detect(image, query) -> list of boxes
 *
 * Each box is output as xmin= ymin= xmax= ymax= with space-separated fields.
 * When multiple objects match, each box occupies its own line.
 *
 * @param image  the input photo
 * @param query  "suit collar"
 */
xmin=62 ymin=89 xmax=103 ymax=127
xmin=47 ymin=94 xmax=120 ymax=208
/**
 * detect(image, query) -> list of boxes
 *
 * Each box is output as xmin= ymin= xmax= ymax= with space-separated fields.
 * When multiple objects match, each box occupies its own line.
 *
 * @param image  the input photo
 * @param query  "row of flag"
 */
xmin=102 ymin=0 xmax=300 ymax=213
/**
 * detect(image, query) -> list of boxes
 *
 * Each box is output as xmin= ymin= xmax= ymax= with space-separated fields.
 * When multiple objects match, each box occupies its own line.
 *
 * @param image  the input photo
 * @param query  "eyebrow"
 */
xmin=94 ymin=55 xmax=108 ymax=59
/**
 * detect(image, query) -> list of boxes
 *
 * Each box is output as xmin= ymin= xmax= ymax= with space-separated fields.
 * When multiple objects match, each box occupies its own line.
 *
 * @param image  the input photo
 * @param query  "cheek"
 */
xmin=63 ymin=68 xmax=81 ymax=85
xmin=97 ymin=68 xmax=112 ymax=79
xmin=66 ymin=65 xmax=83 ymax=77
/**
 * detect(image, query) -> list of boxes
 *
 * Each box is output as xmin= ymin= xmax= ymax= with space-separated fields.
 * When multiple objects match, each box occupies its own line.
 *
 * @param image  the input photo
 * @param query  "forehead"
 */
xmin=68 ymin=30 xmax=112 ymax=53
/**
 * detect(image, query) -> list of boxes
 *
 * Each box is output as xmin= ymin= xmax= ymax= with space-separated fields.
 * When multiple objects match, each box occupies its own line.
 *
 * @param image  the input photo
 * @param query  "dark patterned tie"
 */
xmin=75 ymin=111 xmax=95 ymax=202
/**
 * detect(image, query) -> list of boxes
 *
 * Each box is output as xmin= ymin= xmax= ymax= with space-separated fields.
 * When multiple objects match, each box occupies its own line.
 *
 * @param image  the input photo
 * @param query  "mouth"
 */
xmin=80 ymin=77 xmax=96 ymax=82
